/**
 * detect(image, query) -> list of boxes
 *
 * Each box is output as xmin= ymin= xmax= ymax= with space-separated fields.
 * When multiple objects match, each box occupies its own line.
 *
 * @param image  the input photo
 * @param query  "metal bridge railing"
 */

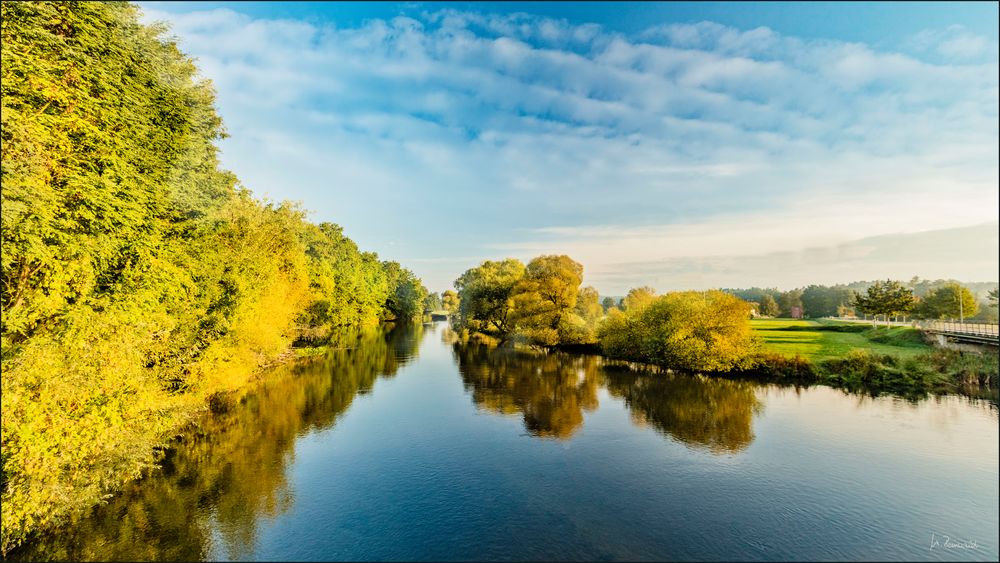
xmin=825 ymin=316 xmax=999 ymax=337
xmin=915 ymin=320 xmax=999 ymax=337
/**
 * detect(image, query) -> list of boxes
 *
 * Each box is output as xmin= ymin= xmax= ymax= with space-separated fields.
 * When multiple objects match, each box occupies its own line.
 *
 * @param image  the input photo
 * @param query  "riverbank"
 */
xmin=530 ymin=318 xmax=997 ymax=399
xmin=746 ymin=318 xmax=997 ymax=397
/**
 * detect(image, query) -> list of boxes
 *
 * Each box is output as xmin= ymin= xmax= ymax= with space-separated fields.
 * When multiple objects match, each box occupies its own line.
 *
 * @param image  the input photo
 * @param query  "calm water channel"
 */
xmin=11 ymin=322 xmax=999 ymax=561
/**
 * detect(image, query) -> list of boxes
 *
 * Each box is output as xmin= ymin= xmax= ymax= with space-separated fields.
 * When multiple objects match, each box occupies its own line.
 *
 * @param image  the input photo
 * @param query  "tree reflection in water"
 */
xmin=9 ymin=323 xmax=422 ymax=562
xmin=602 ymin=367 xmax=763 ymax=454
xmin=11 ymin=325 xmax=764 ymax=561
xmin=453 ymin=342 xmax=600 ymax=439
xmin=454 ymin=341 xmax=762 ymax=452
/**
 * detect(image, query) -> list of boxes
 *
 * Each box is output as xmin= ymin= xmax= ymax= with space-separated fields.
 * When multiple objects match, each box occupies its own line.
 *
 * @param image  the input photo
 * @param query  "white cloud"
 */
xmin=137 ymin=5 xmax=998 ymax=292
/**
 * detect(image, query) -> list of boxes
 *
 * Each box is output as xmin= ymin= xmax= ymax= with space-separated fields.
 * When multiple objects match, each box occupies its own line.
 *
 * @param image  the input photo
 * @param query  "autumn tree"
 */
xmin=0 ymin=2 xmax=427 ymax=550
xmin=598 ymin=290 xmax=758 ymax=372
xmin=512 ymin=255 xmax=585 ymax=345
xmin=622 ymin=286 xmax=657 ymax=312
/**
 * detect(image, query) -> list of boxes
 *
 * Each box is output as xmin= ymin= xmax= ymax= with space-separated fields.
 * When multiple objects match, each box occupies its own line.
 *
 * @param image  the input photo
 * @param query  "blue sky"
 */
xmin=140 ymin=2 xmax=999 ymax=293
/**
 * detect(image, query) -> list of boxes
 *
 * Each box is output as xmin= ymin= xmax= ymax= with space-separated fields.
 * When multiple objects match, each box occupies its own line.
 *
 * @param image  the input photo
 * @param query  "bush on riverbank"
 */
xmin=597 ymin=290 xmax=759 ymax=372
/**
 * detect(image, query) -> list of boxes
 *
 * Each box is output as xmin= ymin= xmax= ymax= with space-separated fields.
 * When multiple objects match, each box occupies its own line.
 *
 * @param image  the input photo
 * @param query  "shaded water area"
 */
xmin=10 ymin=323 xmax=999 ymax=561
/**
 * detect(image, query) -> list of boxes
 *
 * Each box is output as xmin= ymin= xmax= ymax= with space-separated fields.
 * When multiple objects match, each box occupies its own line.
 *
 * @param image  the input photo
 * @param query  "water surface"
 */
xmin=12 ymin=323 xmax=998 ymax=561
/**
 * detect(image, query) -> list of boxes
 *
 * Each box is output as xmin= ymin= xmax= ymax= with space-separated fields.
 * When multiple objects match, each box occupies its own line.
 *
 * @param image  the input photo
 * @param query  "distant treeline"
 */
xmin=0 ymin=2 xmax=426 ymax=552
xmin=722 ymin=278 xmax=999 ymax=321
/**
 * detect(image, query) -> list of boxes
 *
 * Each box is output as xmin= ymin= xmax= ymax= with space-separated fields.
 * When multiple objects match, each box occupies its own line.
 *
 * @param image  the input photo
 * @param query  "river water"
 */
xmin=11 ymin=322 xmax=998 ymax=561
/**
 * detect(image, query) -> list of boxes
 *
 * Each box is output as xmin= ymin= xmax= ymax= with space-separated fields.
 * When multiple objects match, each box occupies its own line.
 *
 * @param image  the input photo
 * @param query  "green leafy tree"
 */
xmin=853 ymin=280 xmax=915 ymax=326
xmin=801 ymin=285 xmax=853 ymax=318
xmin=0 ymin=2 xmax=420 ymax=551
xmin=441 ymin=290 xmax=460 ymax=317
xmin=601 ymin=296 xmax=616 ymax=312
xmin=381 ymin=261 xmax=428 ymax=321
xmin=453 ymin=259 xmax=526 ymax=338
xmin=916 ymin=283 xmax=979 ymax=320
xmin=778 ymin=289 xmax=803 ymax=318
xmin=758 ymin=294 xmax=780 ymax=317
xmin=424 ymin=292 xmax=442 ymax=313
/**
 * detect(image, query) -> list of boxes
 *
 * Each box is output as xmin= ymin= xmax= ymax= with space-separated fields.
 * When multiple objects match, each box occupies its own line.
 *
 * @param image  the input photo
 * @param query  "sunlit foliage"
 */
xmin=758 ymin=294 xmax=780 ymax=317
xmin=453 ymin=259 xmax=525 ymax=338
xmin=622 ymin=286 xmax=657 ymax=312
xmin=424 ymin=292 xmax=442 ymax=313
xmin=511 ymin=255 xmax=591 ymax=346
xmin=598 ymin=290 xmax=759 ymax=372
xmin=0 ymin=2 xmax=425 ymax=551
xmin=441 ymin=289 xmax=460 ymax=317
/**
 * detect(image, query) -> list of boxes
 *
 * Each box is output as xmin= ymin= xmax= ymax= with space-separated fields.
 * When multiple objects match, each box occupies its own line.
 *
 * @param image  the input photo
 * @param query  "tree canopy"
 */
xmin=916 ymin=283 xmax=979 ymax=320
xmin=852 ymin=280 xmax=915 ymax=324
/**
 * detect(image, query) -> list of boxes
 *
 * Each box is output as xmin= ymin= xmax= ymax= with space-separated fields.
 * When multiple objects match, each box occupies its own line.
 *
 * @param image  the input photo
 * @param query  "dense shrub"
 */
xmin=597 ymin=290 xmax=759 ymax=372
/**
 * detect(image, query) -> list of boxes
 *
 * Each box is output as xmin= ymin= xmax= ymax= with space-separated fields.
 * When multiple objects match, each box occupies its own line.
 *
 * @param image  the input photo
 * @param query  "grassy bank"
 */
xmin=746 ymin=318 xmax=997 ymax=397
xmin=751 ymin=319 xmax=930 ymax=361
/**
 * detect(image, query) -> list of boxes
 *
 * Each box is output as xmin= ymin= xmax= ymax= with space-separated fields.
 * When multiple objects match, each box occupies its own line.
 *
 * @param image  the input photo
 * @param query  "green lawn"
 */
xmin=751 ymin=318 xmax=932 ymax=362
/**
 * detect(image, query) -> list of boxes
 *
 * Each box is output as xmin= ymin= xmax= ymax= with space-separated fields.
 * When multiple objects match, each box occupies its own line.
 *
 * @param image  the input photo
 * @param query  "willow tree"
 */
xmin=512 ymin=255 xmax=585 ymax=345
xmin=453 ymin=259 xmax=526 ymax=338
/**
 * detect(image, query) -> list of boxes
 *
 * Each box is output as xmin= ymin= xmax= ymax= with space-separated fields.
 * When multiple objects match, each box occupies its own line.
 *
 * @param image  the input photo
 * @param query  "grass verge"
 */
xmin=743 ymin=319 xmax=997 ymax=398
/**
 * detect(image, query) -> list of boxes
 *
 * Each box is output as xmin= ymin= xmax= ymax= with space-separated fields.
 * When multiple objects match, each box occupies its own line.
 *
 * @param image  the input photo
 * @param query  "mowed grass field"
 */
xmin=751 ymin=318 xmax=932 ymax=362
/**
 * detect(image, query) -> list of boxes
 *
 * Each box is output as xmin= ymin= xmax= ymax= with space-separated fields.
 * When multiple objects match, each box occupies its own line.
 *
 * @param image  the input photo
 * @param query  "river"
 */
xmin=10 ymin=322 xmax=998 ymax=561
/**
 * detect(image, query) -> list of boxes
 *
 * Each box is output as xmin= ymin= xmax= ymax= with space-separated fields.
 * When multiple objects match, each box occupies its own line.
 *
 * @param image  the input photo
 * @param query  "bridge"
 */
xmin=826 ymin=317 xmax=999 ymax=346
xmin=915 ymin=320 xmax=998 ymax=346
